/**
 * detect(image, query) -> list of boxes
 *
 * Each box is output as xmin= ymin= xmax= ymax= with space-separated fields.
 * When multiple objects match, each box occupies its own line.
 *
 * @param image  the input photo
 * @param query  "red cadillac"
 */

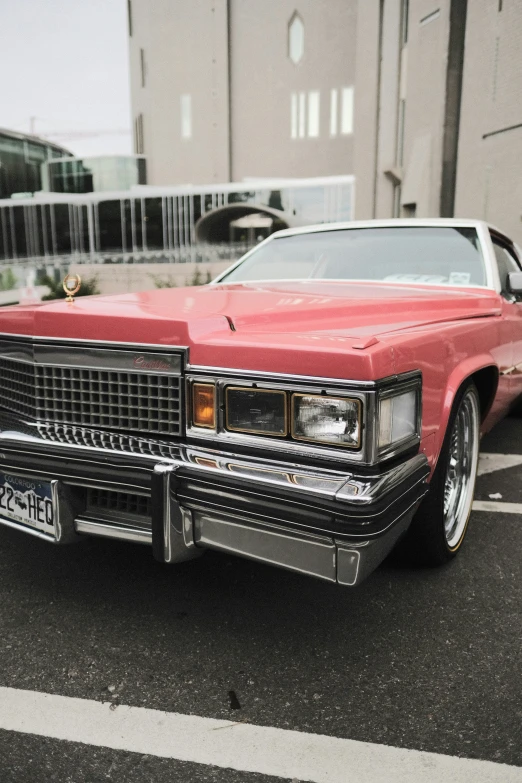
xmin=1 ymin=219 xmax=521 ymax=586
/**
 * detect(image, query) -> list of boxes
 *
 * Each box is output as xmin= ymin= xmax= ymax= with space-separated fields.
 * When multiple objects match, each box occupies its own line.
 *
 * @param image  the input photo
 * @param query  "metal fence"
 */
xmin=0 ymin=176 xmax=355 ymax=269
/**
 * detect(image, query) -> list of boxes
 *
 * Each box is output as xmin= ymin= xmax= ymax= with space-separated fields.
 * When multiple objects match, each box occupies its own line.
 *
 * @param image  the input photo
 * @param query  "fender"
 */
xmin=430 ymin=354 xmax=499 ymax=471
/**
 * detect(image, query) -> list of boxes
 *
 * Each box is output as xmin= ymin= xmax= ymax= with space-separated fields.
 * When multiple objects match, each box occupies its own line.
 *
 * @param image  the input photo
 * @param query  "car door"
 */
xmin=490 ymin=232 xmax=522 ymax=402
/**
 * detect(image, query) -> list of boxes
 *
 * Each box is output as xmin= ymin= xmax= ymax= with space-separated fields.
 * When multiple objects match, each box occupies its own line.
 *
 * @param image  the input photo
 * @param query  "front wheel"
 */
xmin=400 ymin=382 xmax=480 ymax=566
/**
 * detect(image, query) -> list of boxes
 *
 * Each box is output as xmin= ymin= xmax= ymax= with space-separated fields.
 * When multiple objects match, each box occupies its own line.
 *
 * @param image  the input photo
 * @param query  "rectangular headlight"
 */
xmin=226 ymin=387 xmax=287 ymax=436
xmin=292 ymin=394 xmax=361 ymax=448
xmin=378 ymin=390 xmax=417 ymax=450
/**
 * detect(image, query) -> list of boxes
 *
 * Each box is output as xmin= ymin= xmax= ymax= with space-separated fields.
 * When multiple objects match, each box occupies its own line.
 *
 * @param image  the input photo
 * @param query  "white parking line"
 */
xmin=0 ymin=687 xmax=521 ymax=782
xmin=473 ymin=500 xmax=522 ymax=514
xmin=478 ymin=453 xmax=522 ymax=476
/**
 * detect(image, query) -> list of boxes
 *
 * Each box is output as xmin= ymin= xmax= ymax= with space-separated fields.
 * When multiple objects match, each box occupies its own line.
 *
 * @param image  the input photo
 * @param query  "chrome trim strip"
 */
xmin=187 ymin=364 xmax=416 ymax=389
xmin=183 ymin=470 xmax=428 ymax=531
xmin=0 ymin=333 xmax=190 ymax=358
xmin=0 ymin=514 xmax=56 ymax=543
xmin=75 ymin=517 xmax=152 ymax=545
xmin=34 ymin=345 xmax=182 ymax=374
xmin=336 ymin=454 xmax=428 ymax=505
xmin=0 ymin=340 xmax=183 ymax=372
xmin=193 ymin=510 xmax=337 ymax=583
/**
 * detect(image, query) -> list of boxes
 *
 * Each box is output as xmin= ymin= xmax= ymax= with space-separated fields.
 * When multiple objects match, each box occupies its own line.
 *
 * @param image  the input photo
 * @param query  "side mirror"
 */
xmin=508 ymin=272 xmax=522 ymax=294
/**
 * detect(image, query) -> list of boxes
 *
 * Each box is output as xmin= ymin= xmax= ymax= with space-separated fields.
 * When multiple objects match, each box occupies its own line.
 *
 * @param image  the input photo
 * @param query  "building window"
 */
xmin=181 ymin=94 xmax=192 ymax=139
xmin=393 ymin=185 xmax=401 ymax=218
xmin=330 ymin=89 xmax=338 ymax=136
xmin=135 ymin=114 xmax=144 ymax=154
xmin=127 ymin=0 xmax=132 ymax=36
xmin=140 ymin=48 xmax=146 ymax=87
xmin=298 ymin=92 xmax=306 ymax=138
xmin=288 ymin=12 xmax=304 ymax=65
xmin=396 ymin=98 xmax=406 ymax=166
xmin=341 ymin=87 xmax=354 ymax=134
xmin=401 ymin=0 xmax=409 ymax=44
xmin=308 ymin=91 xmax=320 ymax=137
xmin=291 ymin=93 xmax=298 ymax=138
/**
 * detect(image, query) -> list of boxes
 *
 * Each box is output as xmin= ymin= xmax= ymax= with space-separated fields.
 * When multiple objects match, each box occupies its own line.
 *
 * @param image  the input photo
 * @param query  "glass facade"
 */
xmin=0 ymin=175 xmax=354 ymax=264
xmin=45 ymin=156 xmax=147 ymax=194
xmin=0 ymin=130 xmax=71 ymax=199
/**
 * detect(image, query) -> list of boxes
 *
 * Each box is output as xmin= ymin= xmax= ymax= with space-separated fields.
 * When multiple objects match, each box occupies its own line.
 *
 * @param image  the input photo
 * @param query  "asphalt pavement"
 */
xmin=0 ymin=417 xmax=521 ymax=781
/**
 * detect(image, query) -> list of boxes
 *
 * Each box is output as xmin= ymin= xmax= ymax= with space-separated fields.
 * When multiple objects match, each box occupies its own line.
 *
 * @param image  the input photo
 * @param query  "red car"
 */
xmin=1 ymin=219 xmax=521 ymax=585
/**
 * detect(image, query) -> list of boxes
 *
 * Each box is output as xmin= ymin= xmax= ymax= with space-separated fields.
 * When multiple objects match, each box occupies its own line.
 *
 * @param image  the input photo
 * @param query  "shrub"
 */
xmin=41 ymin=274 xmax=100 ymax=301
xmin=0 ymin=268 xmax=16 ymax=291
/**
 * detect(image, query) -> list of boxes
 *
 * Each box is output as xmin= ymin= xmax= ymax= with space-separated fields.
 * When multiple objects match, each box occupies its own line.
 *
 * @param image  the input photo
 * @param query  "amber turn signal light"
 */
xmin=193 ymin=383 xmax=216 ymax=428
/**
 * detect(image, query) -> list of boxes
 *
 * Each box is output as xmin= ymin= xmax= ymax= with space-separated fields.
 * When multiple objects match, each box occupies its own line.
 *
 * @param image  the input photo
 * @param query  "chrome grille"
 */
xmin=0 ymin=357 xmax=36 ymax=419
xmin=36 ymin=423 xmax=181 ymax=460
xmin=0 ymin=341 xmax=184 ymax=438
xmin=84 ymin=488 xmax=152 ymax=533
xmin=87 ymin=488 xmax=151 ymax=519
xmin=34 ymin=366 xmax=181 ymax=435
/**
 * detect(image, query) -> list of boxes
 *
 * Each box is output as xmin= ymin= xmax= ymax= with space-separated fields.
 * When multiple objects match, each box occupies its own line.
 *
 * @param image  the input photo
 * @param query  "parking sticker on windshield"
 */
xmin=449 ymin=272 xmax=471 ymax=285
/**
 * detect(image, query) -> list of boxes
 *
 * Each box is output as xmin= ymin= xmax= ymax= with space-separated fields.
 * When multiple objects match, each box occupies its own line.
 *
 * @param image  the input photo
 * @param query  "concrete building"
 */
xmin=455 ymin=0 xmax=522 ymax=245
xmin=128 ymin=0 xmax=356 ymax=186
xmin=0 ymin=128 xmax=71 ymax=199
xmin=128 ymin=0 xmax=522 ymax=244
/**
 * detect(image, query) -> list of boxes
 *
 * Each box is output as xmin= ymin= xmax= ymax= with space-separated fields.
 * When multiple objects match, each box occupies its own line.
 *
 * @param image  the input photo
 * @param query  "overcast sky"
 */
xmin=0 ymin=0 xmax=132 ymax=157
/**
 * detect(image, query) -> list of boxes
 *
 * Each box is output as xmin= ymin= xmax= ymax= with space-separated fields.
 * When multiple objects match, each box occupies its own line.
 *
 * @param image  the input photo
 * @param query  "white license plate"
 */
xmin=0 ymin=473 xmax=55 ymax=533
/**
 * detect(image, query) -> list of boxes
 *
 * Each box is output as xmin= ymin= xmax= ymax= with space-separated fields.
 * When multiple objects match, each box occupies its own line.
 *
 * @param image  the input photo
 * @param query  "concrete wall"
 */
xmin=401 ymin=0 xmax=451 ymax=217
xmin=129 ymin=0 xmax=230 ymax=186
xmin=352 ymin=0 xmax=381 ymax=219
xmin=70 ymin=261 xmax=232 ymax=296
xmin=455 ymin=0 xmax=522 ymax=244
xmin=229 ymin=0 xmax=356 ymax=180
xmin=129 ymin=0 xmax=357 ymax=186
xmin=354 ymin=0 xmax=452 ymax=219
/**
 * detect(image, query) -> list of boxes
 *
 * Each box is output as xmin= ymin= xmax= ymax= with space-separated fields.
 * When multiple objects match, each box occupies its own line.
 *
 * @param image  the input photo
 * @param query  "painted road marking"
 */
xmin=478 ymin=453 xmax=522 ymax=476
xmin=0 ymin=687 xmax=521 ymax=783
xmin=473 ymin=500 xmax=522 ymax=514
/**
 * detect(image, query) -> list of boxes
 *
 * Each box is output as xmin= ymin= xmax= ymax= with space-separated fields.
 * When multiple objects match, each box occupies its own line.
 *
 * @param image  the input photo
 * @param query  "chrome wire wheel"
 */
xmin=443 ymin=388 xmax=480 ymax=550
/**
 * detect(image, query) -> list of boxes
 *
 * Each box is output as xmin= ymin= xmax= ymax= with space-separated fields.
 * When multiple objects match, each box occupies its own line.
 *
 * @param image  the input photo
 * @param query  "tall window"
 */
xmin=308 ymin=91 xmax=320 ymax=137
xmin=135 ymin=114 xmax=144 ymax=154
xmin=341 ymin=87 xmax=354 ymax=135
xmin=181 ymin=95 xmax=192 ymax=139
xmin=140 ymin=48 xmax=146 ymax=87
xmin=288 ymin=13 xmax=304 ymax=64
xmin=330 ymin=89 xmax=338 ymax=136
xmin=396 ymin=99 xmax=406 ymax=166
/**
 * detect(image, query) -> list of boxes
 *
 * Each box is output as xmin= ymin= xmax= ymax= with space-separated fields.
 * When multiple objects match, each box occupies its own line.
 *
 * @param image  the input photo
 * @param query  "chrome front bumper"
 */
xmin=0 ymin=424 xmax=429 ymax=586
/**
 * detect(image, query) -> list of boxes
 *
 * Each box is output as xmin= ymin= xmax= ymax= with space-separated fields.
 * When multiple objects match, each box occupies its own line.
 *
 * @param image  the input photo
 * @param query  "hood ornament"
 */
xmin=63 ymin=273 xmax=82 ymax=302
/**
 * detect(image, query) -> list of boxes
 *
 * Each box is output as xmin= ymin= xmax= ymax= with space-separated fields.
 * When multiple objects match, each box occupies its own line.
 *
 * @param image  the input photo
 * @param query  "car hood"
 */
xmin=0 ymin=281 xmax=501 ymax=380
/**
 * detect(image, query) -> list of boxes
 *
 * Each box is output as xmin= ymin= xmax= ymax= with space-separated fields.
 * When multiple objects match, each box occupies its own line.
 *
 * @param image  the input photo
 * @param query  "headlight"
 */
xmin=226 ymin=387 xmax=287 ymax=436
xmin=292 ymin=394 xmax=361 ymax=448
xmin=192 ymin=383 xmax=216 ymax=429
xmin=378 ymin=389 xmax=418 ymax=451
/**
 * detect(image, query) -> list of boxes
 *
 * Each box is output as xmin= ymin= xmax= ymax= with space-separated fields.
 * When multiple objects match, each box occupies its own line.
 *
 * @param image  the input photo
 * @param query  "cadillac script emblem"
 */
xmin=63 ymin=273 xmax=82 ymax=302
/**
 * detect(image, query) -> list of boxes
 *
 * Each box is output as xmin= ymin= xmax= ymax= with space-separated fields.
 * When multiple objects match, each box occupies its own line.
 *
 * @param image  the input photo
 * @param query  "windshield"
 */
xmin=219 ymin=227 xmax=487 ymax=287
